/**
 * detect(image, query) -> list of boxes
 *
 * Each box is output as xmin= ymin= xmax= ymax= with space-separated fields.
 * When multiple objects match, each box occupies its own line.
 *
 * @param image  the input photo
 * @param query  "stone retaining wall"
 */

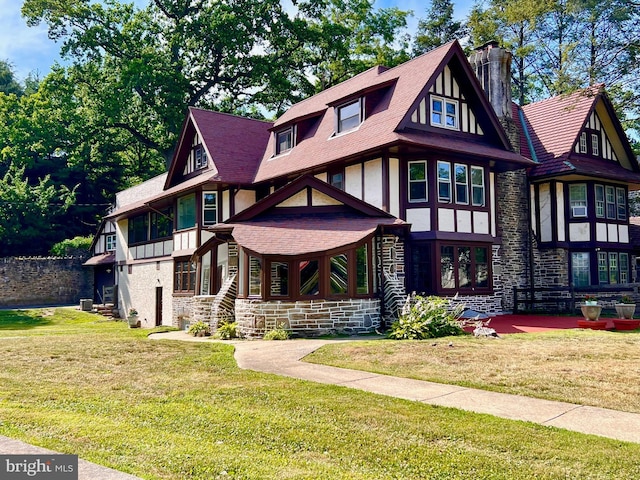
xmin=0 ymin=256 xmax=91 ymax=307
xmin=235 ymin=298 xmax=381 ymax=338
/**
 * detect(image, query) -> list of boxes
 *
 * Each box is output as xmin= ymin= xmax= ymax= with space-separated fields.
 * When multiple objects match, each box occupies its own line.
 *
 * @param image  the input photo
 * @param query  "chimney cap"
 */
xmin=475 ymin=40 xmax=501 ymax=52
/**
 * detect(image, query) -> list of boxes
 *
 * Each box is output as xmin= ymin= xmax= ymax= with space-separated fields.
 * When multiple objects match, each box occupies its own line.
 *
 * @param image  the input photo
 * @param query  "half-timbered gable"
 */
xmin=519 ymin=87 xmax=640 ymax=289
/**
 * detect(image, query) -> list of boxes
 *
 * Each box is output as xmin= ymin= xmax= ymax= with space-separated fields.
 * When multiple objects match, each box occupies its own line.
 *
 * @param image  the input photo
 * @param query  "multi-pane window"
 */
xmin=177 ymin=194 xmax=196 ymax=230
xmin=617 ymin=187 xmax=627 ymax=220
xmin=174 ymin=260 xmax=196 ymax=293
xmin=337 ymin=100 xmax=362 ymax=133
xmin=128 ymin=214 xmax=149 ymax=245
xmin=431 ymin=96 xmax=458 ymax=129
xmin=194 ymin=145 xmax=208 ymax=170
xmin=595 ymin=185 xmax=605 ymax=218
xmin=579 ymin=132 xmax=588 ymax=153
xmin=106 ymin=234 xmax=116 ymax=252
xmin=437 ymin=161 xmax=451 ymax=202
xmin=591 ymin=134 xmax=599 ymax=156
xmin=202 ymin=192 xmax=218 ymax=227
xmin=440 ymin=244 xmax=490 ymax=291
xmin=356 ymin=244 xmax=369 ymax=294
xmin=596 ymin=251 xmax=629 ymax=285
xmin=455 ymin=164 xmax=468 ymax=204
xmin=572 ymin=252 xmax=590 ymax=287
xmin=471 ymin=166 xmax=485 ymax=206
xmin=606 ymin=186 xmax=616 ymax=219
xmin=569 ymin=184 xmax=587 ymax=217
xmin=276 ymin=128 xmax=294 ymax=155
xmin=330 ymin=254 xmax=348 ymax=295
xmin=408 ymin=161 xmax=427 ymax=202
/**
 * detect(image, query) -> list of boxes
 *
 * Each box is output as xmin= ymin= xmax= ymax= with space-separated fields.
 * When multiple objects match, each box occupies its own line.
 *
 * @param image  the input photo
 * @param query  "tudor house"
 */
xmin=84 ymin=40 xmax=640 ymax=335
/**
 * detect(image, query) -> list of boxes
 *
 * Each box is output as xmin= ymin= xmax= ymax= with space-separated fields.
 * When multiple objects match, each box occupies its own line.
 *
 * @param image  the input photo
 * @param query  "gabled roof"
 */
xmin=253 ymin=41 xmax=532 ymax=183
xmin=206 ymin=175 xmax=407 ymax=257
xmin=519 ymin=86 xmax=640 ymax=181
xmin=165 ymin=108 xmax=272 ymax=189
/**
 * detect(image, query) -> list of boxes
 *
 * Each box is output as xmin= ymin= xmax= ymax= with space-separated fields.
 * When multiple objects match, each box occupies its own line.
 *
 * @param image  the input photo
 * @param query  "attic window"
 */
xmin=431 ymin=96 xmax=458 ymax=130
xmin=276 ymin=127 xmax=295 ymax=155
xmin=337 ymin=99 xmax=362 ymax=133
xmin=194 ymin=145 xmax=208 ymax=170
xmin=579 ymin=132 xmax=587 ymax=154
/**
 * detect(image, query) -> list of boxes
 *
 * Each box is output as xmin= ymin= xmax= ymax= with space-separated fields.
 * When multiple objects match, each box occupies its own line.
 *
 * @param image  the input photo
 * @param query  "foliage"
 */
xmin=263 ymin=324 xmax=291 ymax=340
xmin=0 ymin=61 xmax=23 ymax=96
xmin=584 ymin=295 xmax=597 ymax=302
xmin=49 ymin=235 xmax=92 ymax=256
xmin=620 ymin=295 xmax=634 ymax=304
xmin=413 ymin=0 xmax=467 ymax=55
xmin=188 ymin=320 xmax=211 ymax=337
xmin=214 ymin=321 xmax=240 ymax=340
xmin=0 ymin=163 xmax=76 ymax=256
xmin=128 ymin=308 xmax=138 ymax=317
xmin=388 ymin=295 xmax=465 ymax=340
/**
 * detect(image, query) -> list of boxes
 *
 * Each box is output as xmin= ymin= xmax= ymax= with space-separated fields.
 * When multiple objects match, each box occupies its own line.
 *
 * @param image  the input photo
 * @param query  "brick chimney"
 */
xmin=468 ymin=41 xmax=519 ymax=151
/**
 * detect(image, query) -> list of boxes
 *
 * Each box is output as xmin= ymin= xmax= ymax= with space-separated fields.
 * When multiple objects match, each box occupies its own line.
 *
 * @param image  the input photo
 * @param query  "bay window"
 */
xmin=440 ymin=244 xmax=491 ymax=291
xmin=174 ymin=259 xmax=196 ymax=293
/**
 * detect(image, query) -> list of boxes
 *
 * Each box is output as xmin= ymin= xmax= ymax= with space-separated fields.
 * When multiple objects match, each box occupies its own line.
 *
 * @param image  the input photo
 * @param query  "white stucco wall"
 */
xmin=363 ymin=158 xmax=383 ymax=209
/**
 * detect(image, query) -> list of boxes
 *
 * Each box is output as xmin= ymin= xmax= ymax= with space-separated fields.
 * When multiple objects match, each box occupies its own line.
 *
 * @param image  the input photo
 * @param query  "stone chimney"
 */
xmin=468 ymin=41 xmax=519 ymax=152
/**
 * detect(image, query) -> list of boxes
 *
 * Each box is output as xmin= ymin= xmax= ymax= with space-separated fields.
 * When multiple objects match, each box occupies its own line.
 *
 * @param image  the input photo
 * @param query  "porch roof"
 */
xmin=83 ymin=252 xmax=115 ymax=266
xmin=211 ymin=214 xmax=406 ymax=256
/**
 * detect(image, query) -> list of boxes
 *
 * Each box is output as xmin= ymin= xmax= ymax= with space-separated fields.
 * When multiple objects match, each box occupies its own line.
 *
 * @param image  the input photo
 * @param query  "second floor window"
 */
xmin=330 ymin=171 xmax=345 ymax=191
xmin=408 ymin=161 xmax=427 ymax=202
xmin=471 ymin=166 xmax=485 ymax=206
xmin=437 ymin=161 xmax=451 ymax=202
xmin=177 ymin=194 xmax=196 ymax=230
xmin=202 ymin=192 xmax=218 ymax=227
xmin=455 ymin=164 xmax=468 ymax=204
xmin=569 ymin=184 xmax=587 ymax=217
xmin=106 ymin=234 xmax=116 ymax=252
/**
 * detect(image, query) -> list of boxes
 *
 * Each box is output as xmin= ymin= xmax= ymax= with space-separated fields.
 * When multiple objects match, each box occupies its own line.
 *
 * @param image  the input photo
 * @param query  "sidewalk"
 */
xmin=151 ymin=331 xmax=640 ymax=444
xmin=0 ymin=436 xmax=142 ymax=480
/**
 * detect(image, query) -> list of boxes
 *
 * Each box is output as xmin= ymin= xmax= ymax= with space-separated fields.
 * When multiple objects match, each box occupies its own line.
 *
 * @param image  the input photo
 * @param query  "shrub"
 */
xmin=188 ymin=321 xmax=210 ymax=337
xmin=50 ymin=236 xmax=93 ymax=256
xmin=263 ymin=324 xmax=290 ymax=340
xmin=214 ymin=321 xmax=240 ymax=340
xmin=389 ymin=294 xmax=465 ymax=340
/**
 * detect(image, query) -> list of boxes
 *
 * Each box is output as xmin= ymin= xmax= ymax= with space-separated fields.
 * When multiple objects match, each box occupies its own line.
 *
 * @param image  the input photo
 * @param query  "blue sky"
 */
xmin=1 ymin=0 xmax=475 ymax=83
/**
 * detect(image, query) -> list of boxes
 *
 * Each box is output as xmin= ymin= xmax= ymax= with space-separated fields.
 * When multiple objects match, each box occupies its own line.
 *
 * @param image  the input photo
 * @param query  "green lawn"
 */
xmin=1 ymin=308 xmax=639 ymax=479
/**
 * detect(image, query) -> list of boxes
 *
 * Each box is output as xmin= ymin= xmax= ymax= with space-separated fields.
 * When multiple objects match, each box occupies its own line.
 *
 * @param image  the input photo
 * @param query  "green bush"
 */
xmin=389 ymin=295 xmax=465 ymax=340
xmin=214 ymin=321 xmax=240 ymax=340
xmin=187 ymin=320 xmax=210 ymax=337
xmin=50 ymin=236 xmax=93 ymax=256
xmin=263 ymin=324 xmax=290 ymax=340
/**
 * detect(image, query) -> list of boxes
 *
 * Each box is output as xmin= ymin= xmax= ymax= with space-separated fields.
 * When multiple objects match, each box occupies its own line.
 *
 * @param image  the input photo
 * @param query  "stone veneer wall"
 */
xmin=495 ymin=169 xmax=531 ymax=311
xmin=235 ymin=298 xmax=381 ymax=338
xmin=0 ymin=256 xmax=91 ymax=307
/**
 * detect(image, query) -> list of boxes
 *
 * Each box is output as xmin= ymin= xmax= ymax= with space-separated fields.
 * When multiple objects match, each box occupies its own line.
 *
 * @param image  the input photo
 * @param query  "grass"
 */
xmin=305 ymin=329 xmax=640 ymax=413
xmin=0 ymin=308 xmax=639 ymax=479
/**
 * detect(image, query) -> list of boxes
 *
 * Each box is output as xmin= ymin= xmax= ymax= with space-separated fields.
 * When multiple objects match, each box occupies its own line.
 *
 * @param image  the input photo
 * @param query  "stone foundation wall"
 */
xmin=235 ymin=298 xmax=381 ymax=338
xmin=0 ymin=256 xmax=91 ymax=307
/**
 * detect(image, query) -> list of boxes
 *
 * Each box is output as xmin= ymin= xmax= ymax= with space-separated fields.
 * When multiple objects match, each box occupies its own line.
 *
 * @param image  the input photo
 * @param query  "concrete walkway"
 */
xmin=151 ymin=331 xmax=640 ymax=444
xmin=0 ymin=436 xmax=142 ymax=480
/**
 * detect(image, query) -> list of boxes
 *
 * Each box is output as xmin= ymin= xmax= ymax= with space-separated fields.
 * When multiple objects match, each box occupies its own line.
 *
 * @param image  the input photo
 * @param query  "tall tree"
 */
xmin=0 ymin=61 xmax=23 ymax=96
xmin=413 ymin=0 xmax=466 ymax=56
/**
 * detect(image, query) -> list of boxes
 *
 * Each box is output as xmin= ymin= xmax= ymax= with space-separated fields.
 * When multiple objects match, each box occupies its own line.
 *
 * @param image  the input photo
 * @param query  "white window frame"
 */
xmin=572 ymin=252 xmax=590 ymax=287
xmin=579 ymin=132 xmax=587 ymax=154
xmin=454 ymin=163 xmax=468 ymax=205
xmin=595 ymin=184 xmax=605 ymax=218
xmin=202 ymin=191 xmax=218 ymax=227
xmin=606 ymin=185 xmax=616 ymax=219
xmin=408 ymin=160 xmax=428 ymax=203
xmin=591 ymin=133 xmax=599 ymax=156
xmin=617 ymin=187 xmax=627 ymax=220
xmin=471 ymin=166 xmax=485 ymax=206
xmin=194 ymin=145 xmax=208 ymax=170
xmin=106 ymin=234 xmax=116 ymax=252
xmin=275 ymin=126 xmax=295 ymax=155
xmin=336 ymin=99 xmax=363 ymax=133
xmin=437 ymin=161 xmax=451 ymax=203
xmin=569 ymin=184 xmax=587 ymax=217
xmin=430 ymin=95 xmax=459 ymax=130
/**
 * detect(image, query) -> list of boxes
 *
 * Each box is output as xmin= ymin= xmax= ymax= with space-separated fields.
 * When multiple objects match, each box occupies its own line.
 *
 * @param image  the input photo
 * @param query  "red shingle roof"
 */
xmin=217 ymin=214 xmax=404 ymax=256
xmin=187 ymin=108 xmax=273 ymax=184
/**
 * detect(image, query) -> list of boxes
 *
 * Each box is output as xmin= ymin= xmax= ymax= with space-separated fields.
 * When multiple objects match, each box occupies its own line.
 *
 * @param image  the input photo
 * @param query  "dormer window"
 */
xmin=431 ymin=96 xmax=458 ymax=130
xmin=276 ymin=127 xmax=294 ymax=155
xmin=337 ymin=99 xmax=362 ymax=133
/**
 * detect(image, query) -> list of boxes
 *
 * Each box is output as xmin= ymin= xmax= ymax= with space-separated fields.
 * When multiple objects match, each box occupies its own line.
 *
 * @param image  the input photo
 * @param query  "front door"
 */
xmin=155 ymin=287 xmax=163 ymax=327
